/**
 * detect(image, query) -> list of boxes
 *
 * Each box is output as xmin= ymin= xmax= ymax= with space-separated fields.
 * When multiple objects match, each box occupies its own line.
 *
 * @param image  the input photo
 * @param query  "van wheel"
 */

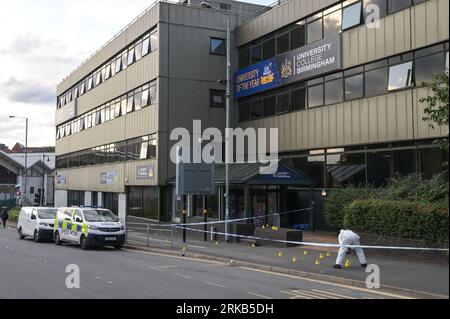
xmin=54 ymin=231 xmax=62 ymax=245
xmin=18 ymin=228 xmax=25 ymax=240
xmin=114 ymin=245 xmax=123 ymax=250
xmin=80 ymin=236 xmax=89 ymax=250
xmin=33 ymin=230 xmax=40 ymax=243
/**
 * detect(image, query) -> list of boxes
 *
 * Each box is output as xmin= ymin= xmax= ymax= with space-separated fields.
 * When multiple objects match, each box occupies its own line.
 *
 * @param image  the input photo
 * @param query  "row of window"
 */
xmin=281 ymin=139 xmax=447 ymax=188
xmin=239 ymin=0 xmax=427 ymax=69
xmin=58 ymin=27 xmax=159 ymax=109
xmin=239 ymin=42 xmax=449 ymax=122
xmin=56 ymin=80 xmax=157 ymax=140
xmin=56 ymin=134 xmax=157 ymax=169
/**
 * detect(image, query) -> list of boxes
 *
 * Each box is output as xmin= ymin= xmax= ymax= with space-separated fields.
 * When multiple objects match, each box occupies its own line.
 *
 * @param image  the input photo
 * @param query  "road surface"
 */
xmin=0 ymin=226 xmax=406 ymax=299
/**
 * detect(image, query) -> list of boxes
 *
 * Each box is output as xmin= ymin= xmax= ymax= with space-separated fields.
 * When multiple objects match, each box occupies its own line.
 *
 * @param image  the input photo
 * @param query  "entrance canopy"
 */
xmin=169 ymin=162 xmax=313 ymax=187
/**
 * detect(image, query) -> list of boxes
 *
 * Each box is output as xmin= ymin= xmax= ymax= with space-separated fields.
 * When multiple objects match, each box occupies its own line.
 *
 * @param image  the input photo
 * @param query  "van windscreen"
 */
xmin=83 ymin=209 xmax=117 ymax=222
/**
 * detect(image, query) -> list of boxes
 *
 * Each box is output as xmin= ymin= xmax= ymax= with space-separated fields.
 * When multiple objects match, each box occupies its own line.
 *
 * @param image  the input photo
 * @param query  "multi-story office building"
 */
xmin=55 ymin=0 xmax=448 ymax=228
xmin=54 ymin=0 xmax=266 ymax=222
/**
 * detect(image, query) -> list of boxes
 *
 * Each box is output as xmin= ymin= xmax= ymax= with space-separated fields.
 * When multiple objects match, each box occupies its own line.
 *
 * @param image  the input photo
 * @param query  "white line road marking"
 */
xmin=312 ymin=289 xmax=356 ymax=299
xmin=280 ymin=290 xmax=313 ymax=299
xmin=148 ymin=265 xmax=178 ymax=271
xmin=298 ymin=290 xmax=340 ymax=299
xmin=205 ymin=281 xmax=227 ymax=288
xmin=246 ymin=291 xmax=273 ymax=299
xmin=175 ymin=273 xmax=191 ymax=279
xmin=238 ymin=267 xmax=412 ymax=299
xmin=122 ymin=248 xmax=226 ymax=265
xmin=188 ymin=245 xmax=206 ymax=249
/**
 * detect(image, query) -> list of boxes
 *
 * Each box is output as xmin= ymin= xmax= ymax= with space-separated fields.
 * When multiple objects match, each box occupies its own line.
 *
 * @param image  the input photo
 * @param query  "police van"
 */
xmin=54 ymin=206 xmax=125 ymax=250
xmin=17 ymin=207 xmax=58 ymax=242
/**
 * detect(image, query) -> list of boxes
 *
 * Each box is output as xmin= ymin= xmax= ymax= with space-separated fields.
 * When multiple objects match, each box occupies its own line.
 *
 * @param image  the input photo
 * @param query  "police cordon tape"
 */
xmin=175 ymin=226 xmax=449 ymax=252
xmin=127 ymin=207 xmax=314 ymax=228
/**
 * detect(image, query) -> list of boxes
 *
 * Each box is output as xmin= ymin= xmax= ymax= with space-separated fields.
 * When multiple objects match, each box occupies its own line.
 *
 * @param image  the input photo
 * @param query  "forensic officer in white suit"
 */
xmin=333 ymin=230 xmax=367 ymax=269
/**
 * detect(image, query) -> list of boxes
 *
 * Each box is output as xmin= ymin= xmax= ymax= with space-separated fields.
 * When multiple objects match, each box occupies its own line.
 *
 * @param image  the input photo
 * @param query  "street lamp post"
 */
xmin=9 ymin=116 xmax=28 ymax=206
xmin=41 ymin=154 xmax=50 ymax=206
xmin=200 ymin=1 xmax=231 ymax=241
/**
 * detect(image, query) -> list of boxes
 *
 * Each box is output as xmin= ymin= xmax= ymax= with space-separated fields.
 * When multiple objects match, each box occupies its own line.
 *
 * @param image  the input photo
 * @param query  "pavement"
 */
xmin=0 ymin=224 xmax=407 ymax=299
xmin=124 ymin=223 xmax=449 ymax=298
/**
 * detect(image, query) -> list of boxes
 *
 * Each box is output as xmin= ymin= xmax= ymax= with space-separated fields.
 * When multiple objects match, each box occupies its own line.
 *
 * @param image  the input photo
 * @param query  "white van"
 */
xmin=17 ymin=207 xmax=58 ymax=242
xmin=54 ymin=207 xmax=125 ymax=250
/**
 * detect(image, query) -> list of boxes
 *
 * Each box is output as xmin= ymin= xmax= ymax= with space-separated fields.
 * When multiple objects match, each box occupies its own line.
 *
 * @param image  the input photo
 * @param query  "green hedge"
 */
xmin=343 ymin=199 xmax=449 ymax=245
xmin=324 ymin=187 xmax=376 ymax=229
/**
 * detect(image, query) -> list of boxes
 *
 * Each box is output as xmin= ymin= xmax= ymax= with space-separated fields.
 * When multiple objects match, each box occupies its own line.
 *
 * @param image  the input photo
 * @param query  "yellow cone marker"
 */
xmin=251 ymin=243 xmax=256 ymax=248
xmin=345 ymin=259 xmax=351 ymax=268
xmin=277 ymin=251 xmax=284 ymax=257
xmin=315 ymin=259 xmax=321 ymax=265
xmin=303 ymin=251 xmax=309 ymax=255
xmin=215 ymin=241 xmax=219 ymax=245
xmin=292 ymin=256 xmax=298 ymax=263
xmin=326 ymin=252 xmax=332 ymax=257
xmin=319 ymin=253 xmax=325 ymax=259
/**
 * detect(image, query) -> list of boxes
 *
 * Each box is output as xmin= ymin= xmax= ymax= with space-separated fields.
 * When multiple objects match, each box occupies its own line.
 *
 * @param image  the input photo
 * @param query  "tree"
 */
xmin=419 ymin=73 xmax=449 ymax=152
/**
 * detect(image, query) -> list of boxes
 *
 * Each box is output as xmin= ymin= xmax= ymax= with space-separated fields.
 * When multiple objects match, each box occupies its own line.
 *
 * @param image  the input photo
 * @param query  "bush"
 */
xmin=324 ymin=187 xmax=377 ymax=230
xmin=7 ymin=207 xmax=20 ymax=221
xmin=343 ymin=199 xmax=449 ymax=245
xmin=324 ymin=173 xmax=449 ymax=229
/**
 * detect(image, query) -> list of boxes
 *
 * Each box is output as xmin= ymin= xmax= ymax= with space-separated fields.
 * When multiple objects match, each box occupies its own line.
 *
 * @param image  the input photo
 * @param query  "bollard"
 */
xmin=171 ymin=225 xmax=174 ymax=250
xmin=211 ymin=227 xmax=217 ymax=241
xmin=146 ymin=224 xmax=150 ymax=247
xmin=203 ymin=209 xmax=208 ymax=242
xmin=182 ymin=209 xmax=187 ymax=243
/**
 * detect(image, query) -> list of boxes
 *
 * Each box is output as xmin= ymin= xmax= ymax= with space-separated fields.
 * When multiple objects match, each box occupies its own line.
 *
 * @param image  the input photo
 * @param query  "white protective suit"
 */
xmin=335 ymin=230 xmax=367 ymax=266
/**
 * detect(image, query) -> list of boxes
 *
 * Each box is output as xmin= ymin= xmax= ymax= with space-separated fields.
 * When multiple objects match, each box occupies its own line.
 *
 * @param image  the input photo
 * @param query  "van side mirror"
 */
xmin=31 ymin=214 xmax=36 ymax=220
xmin=75 ymin=217 xmax=83 ymax=223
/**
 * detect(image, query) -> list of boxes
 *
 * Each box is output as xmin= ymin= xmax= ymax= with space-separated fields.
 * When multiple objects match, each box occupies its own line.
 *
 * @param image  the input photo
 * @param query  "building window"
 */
xmin=290 ymin=22 xmax=306 ymax=50
xmin=219 ymin=3 xmax=231 ymax=11
xmin=277 ymin=32 xmax=290 ymax=55
xmin=291 ymin=86 xmax=306 ymax=111
xmin=363 ymin=0 xmax=387 ymax=21
xmin=210 ymin=38 xmax=226 ymax=55
xmin=308 ymin=82 xmax=324 ymax=108
xmin=345 ymin=73 xmax=364 ymax=100
xmin=307 ymin=18 xmax=323 ymax=44
xmin=210 ymin=89 xmax=226 ymax=108
xmin=150 ymin=28 xmax=159 ymax=52
xmin=149 ymin=81 xmax=157 ymax=104
xmin=263 ymin=38 xmax=276 ymax=60
xmin=388 ymin=0 xmax=411 ymax=14
xmin=415 ymin=52 xmax=446 ymax=84
xmin=325 ymin=77 xmax=344 ymax=105
xmin=239 ymin=47 xmax=250 ymax=69
xmin=263 ymin=96 xmax=276 ymax=117
xmin=250 ymin=99 xmax=263 ymax=119
xmin=276 ymin=92 xmax=290 ymax=114
xmin=342 ymin=1 xmax=362 ymax=30
xmin=250 ymin=44 xmax=262 ymax=65
xmin=323 ymin=8 xmax=342 ymax=37
xmin=388 ymin=61 xmax=413 ymax=91
xmin=127 ymin=47 xmax=135 ymax=66
xmin=239 ymin=101 xmax=250 ymax=122
xmin=365 ymin=67 xmax=388 ymax=97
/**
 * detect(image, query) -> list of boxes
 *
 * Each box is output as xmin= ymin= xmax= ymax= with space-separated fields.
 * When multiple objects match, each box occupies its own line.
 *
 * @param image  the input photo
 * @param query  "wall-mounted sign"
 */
xmin=234 ymin=35 xmax=342 ymax=99
xmin=56 ymin=175 xmax=66 ymax=185
xmin=100 ymin=171 xmax=117 ymax=185
xmin=137 ymin=165 xmax=155 ymax=180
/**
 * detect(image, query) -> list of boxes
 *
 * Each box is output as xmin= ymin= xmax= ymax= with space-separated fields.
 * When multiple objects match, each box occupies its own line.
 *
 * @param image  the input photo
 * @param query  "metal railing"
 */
xmin=125 ymin=222 xmax=175 ymax=249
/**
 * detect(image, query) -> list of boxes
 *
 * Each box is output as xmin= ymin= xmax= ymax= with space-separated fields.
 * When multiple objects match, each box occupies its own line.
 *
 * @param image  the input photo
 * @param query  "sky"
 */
xmin=0 ymin=0 xmax=272 ymax=149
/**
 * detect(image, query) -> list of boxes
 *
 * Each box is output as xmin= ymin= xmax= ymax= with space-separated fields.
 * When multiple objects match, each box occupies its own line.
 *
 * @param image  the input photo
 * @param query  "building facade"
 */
xmin=55 ymin=0 xmax=448 ymax=228
xmin=0 ymin=144 xmax=55 ymax=207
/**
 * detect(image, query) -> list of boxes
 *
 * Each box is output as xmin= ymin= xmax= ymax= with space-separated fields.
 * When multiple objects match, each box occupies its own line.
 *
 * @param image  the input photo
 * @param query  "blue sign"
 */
xmin=235 ymin=35 xmax=342 ymax=99
xmin=250 ymin=164 xmax=313 ymax=186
